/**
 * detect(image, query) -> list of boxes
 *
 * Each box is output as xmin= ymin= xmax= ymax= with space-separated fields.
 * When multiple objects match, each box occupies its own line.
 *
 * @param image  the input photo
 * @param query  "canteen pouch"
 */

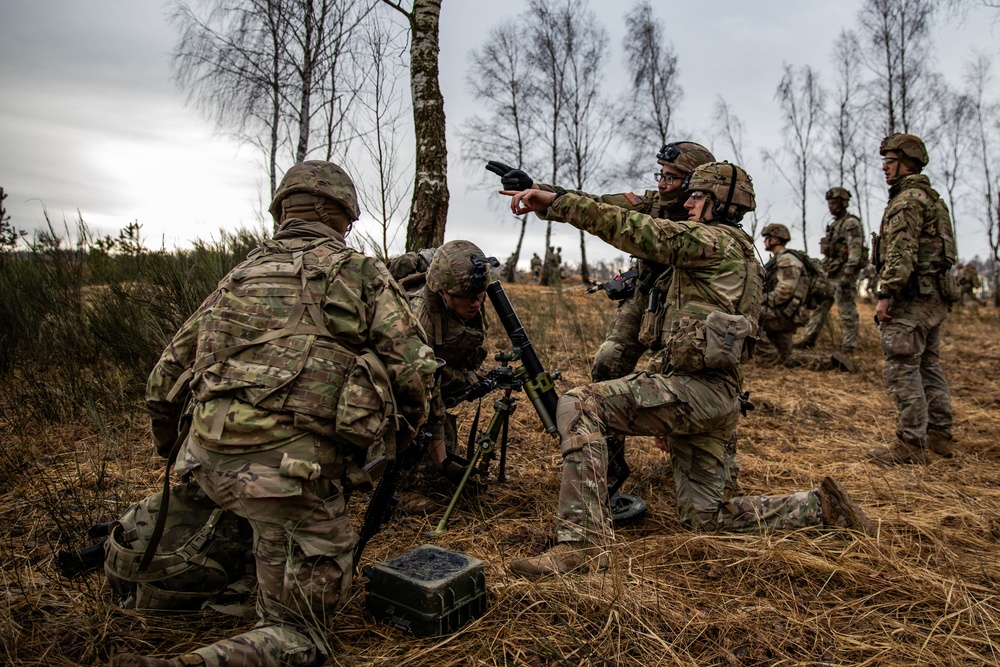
xmin=703 ymin=311 xmax=752 ymax=370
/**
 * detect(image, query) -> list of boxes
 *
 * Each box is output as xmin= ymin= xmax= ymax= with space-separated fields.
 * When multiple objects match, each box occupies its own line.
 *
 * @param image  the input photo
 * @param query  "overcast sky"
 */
xmin=1 ymin=1 xmax=998 ymax=268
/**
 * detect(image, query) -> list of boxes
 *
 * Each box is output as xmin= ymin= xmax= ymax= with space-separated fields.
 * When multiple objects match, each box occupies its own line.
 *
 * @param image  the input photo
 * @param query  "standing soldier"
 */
xmin=957 ymin=262 xmax=981 ymax=306
xmin=113 ymin=161 xmax=436 ymax=667
xmin=797 ymin=187 xmax=866 ymax=352
xmin=502 ymin=162 xmax=872 ymax=576
xmin=868 ymin=134 xmax=958 ymax=464
xmin=529 ymin=252 xmax=542 ymax=282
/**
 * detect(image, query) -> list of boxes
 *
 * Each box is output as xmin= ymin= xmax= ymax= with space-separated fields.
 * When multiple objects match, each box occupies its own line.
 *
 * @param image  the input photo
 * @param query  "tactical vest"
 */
xmin=179 ymin=236 xmax=392 ymax=444
xmin=640 ymin=224 xmax=763 ymax=380
xmin=874 ymin=177 xmax=958 ymax=302
xmin=820 ymin=213 xmax=866 ymax=273
xmin=764 ymin=249 xmax=811 ymax=324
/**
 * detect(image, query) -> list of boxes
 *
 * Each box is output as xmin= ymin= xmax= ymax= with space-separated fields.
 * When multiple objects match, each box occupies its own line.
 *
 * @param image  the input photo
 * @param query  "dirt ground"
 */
xmin=2 ymin=283 xmax=998 ymax=666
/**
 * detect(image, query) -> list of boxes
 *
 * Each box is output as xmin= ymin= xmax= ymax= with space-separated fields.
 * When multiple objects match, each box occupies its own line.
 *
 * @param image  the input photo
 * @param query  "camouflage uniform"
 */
xmin=873 ymin=169 xmax=956 ymax=452
xmin=537 ymin=184 xmax=681 ymax=383
xmin=757 ymin=245 xmax=809 ymax=366
xmin=529 ymin=253 xmax=542 ymax=282
xmin=538 ymin=164 xmax=829 ymax=545
xmin=139 ymin=162 xmax=435 ymax=667
xmin=958 ymin=263 xmax=980 ymax=305
xmin=800 ymin=193 xmax=866 ymax=350
xmin=411 ymin=240 xmax=491 ymax=458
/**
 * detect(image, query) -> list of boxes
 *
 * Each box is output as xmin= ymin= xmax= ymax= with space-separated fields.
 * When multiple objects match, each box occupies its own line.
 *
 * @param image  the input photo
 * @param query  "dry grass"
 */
xmin=1 ymin=283 xmax=998 ymax=666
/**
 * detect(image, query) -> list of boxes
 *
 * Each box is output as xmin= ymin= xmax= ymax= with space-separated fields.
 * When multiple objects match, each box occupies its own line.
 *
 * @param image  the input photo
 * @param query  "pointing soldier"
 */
xmin=501 ymin=162 xmax=872 ymax=576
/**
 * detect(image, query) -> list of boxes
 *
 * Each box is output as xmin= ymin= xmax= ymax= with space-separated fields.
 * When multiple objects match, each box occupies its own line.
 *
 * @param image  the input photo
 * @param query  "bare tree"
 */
xmin=459 ymin=20 xmax=537 ymax=282
xmin=931 ymin=85 xmax=973 ymax=256
xmin=526 ymin=0 xmax=572 ymax=285
xmin=763 ymin=64 xmax=826 ymax=253
xmin=856 ymin=0 xmax=938 ymax=135
xmin=713 ymin=97 xmax=766 ymax=238
xmin=559 ymin=3 xmax=613 ymax=284
xmin=170 ymin=0 xmax=372 ymax=205
xmin=351 ymin=12 xmax=411 ymax=260
xmin=619 ymin=0 xmax=682 ymax=181
xmin=381 ymin=0 xmax=449 ymax=252
xmin=825 ymin=29 xmax=876 ymax=238
xmin=965 ymin=55 xmax=1000 ymax=305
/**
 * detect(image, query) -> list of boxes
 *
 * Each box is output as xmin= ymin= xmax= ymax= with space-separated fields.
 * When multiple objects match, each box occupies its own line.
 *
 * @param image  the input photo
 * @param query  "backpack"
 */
xmin=786 ymin=249 xmax=834 ymax=309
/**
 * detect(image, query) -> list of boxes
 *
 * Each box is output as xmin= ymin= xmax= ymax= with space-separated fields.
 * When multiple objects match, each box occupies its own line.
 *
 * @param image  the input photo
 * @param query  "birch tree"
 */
xmin=763 ymin=64 xmax=826 ymax=252
xmin=381 ymin=0 xmax=449 ymax=252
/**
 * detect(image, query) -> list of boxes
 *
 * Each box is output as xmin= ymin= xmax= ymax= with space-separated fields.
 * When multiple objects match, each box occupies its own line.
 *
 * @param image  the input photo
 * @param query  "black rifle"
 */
xmin=354 ymin=430 xmax=432 ymax=568
xmin=587 ymin=267 xmax=640 ymax=301
xmin=55 ymin=522 xmax=114 ymax=578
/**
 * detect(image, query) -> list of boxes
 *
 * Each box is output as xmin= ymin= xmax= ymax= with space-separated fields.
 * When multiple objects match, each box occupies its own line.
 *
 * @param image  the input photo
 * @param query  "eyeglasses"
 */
xmin=881 ymin=157 xmax=899 ymax=167
xmin=655 ymin=173 xmax=681 ymax=184
xmin=687 ymin=191 xmax=708 ymax=202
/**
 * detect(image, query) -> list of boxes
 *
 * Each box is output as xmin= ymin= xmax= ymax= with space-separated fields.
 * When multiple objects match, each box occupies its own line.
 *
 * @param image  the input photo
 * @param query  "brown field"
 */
xmin=2 ymin=282 xmax=999 ymax=666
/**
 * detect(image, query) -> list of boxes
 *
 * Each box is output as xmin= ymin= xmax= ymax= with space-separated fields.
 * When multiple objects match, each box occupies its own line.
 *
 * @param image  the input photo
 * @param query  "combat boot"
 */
xmin=927 ymin=429 xmax=955 ymax=458
xmin=510 ymin=541 xmax=609 ymax=577
xmin=867 ymin=440 xmax=929 ymax=465
xmin=829 ymin=351 xmax=855 ymax=373
xmin=110 ymin=654 xmax=204 ymax=667
xmin=817 ymin=477 xmax=874 ymax=535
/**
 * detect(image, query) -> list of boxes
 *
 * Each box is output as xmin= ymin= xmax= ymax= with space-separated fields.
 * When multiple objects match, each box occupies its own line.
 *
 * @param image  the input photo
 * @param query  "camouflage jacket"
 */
xmin=546 ymin=193 xmax=763 ymax=388
xmin=820 ymin=211 xmax=865 ymax=275
xmin=875 ymin=174 xmax=956 ymax=299
xmin=410 ymin=285 xmax=489 ymax=437
xmin=764 ymin=248 xmax=809 ymax=326
xmin=146 ymin=218 xmax=435 ymax=454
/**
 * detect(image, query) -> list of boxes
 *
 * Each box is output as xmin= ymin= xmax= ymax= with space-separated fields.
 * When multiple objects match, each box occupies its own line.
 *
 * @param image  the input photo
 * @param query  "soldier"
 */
xmin=409 ymin=240 xmax=494 ymax=485
xmin=756 ymin=224 xmax=852 ymax=372
xmin=797 ymin=187 xmax=866 ymax=352
xmin=757 ymin=224 xmax=811 ymax=366
xmin=502 ymin=162 xmax=872 ymax=576
xmin=488 ymin=142 xmax=717 ymax=435
xmin=957 ymin=262 xmax=981 ymax=306
xmin=529 ymin=252 xmax=542 ymax=282
xmin=868 ymin=134 xmax=958 ymax=464
xmin=112 ymin=161 xmax=436 ymax=667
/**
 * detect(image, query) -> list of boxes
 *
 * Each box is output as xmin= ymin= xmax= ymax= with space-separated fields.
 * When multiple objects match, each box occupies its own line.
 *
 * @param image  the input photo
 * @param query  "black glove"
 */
xmin=485 ymin=160 xmax=533 ymax=191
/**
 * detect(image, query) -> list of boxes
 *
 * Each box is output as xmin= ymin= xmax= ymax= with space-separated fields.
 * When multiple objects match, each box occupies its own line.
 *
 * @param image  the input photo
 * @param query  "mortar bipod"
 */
xmin=432 ymin=387 xmax=518 ymax=535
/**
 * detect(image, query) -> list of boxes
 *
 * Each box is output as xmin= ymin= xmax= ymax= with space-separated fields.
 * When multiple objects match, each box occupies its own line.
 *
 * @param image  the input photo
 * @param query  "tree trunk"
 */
xmin=405 ymin=0 xmax=448 ymax=251
xmin=578 ymin=229 xmax=589 ymax=284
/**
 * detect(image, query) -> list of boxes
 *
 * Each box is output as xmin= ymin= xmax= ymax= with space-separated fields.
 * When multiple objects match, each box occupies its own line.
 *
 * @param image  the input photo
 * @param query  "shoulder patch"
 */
xmin=623 ymin=192 xmax=642 ymax=206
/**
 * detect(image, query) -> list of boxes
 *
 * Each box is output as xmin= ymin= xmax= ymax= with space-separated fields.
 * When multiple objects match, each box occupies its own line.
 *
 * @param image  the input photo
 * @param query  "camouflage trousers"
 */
xmin=554 ymin=371 xmax=823 ymax=544
xmin=591 ymin=293 xmax=647 ymax=383
xmin=755 ymin=318 xmax=797 ymax=366
xmin=178 ymin=434 xmax=356 ymax=667
xmin=799 ymin=271 xmax=858 ymax=349
xmin=880 ymin=291 xmax=953 ymax=447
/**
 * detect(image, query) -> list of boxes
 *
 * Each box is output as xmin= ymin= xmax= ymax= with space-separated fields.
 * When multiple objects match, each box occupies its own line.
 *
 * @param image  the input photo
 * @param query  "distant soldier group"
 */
xmin=107 ymin=124 xmax=961 ymax=663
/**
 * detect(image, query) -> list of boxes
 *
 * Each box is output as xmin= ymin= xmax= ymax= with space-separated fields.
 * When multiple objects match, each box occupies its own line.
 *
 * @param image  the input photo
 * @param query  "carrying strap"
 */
xmin=137 ymin=412 xmax=192 ymax=573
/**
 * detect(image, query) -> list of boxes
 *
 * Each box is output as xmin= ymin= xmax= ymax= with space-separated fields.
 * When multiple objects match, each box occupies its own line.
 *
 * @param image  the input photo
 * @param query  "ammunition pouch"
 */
xmin=638 ymin=288 xmax=666 ymax=350
xmin=703 ymin=312 xmax=753 ymax=370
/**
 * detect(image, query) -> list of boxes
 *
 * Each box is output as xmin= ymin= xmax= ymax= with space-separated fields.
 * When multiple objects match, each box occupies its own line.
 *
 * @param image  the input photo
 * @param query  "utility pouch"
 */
xmin=665 ymin=317 xmax=706 ymax=373
xmin=917 ymin=274 xmax=935 ymax=297
xmin=638 ymin=290 xmax=665 ymax=350
xmin=937 ymin=273 xmax=961 ymax=304
xmin=335 ymin=350 xmax=397 ymax=453
xmin=703 ymin=312 xmax=752 ymax=370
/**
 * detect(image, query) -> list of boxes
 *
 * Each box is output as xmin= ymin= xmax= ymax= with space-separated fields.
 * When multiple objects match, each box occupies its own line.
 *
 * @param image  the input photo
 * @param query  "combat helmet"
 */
xmin=684 ymin=161 xmax=756 ymax=223
xmin=104 ymin=482 xmax=252 ymax=610
xmin=426 ymin=240 xmax=493 ymax=296
xmin=268 ymin=160 xmax=361 ymax=225
xmin=761 ymin=224 xmax=792 ymax=243
xmin=879 ymin=134 xmax=929 ymax=168
xmin=657 ymin=141 xmax=716 ymax=173
xmin=825 ymin=187 xmax=851 ymax=202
